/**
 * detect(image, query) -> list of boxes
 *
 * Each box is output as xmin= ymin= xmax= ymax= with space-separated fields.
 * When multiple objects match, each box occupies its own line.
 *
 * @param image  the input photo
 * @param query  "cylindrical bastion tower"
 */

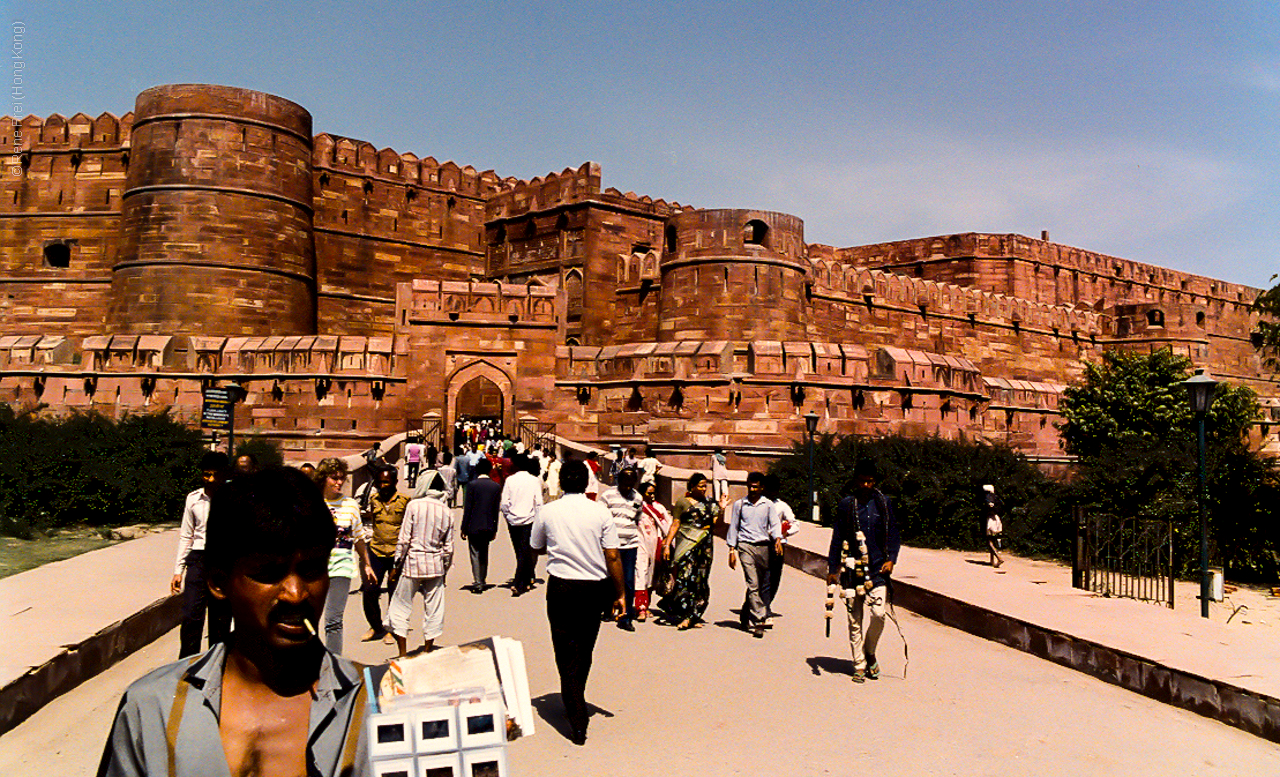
xmin=658 ymin=209 xmax=808 ymax=342
xmin=110 ymin=84 xmax=316 ymax=334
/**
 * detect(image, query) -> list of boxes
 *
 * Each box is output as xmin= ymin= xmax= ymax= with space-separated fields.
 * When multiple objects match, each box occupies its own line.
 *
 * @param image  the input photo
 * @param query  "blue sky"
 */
xmin=7 ymin=1 xmax=1279 ymax=288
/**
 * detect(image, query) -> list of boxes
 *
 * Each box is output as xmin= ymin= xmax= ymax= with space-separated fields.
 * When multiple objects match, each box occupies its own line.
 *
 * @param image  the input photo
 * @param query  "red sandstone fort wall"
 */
xmin=2 ymin=85 xmax=1276 ymax=466
xmin=818 ymin=235 xmax=1271 ymax=398
xmin=0 ymin=112 xmax=132 ymax=334
xmin=312 ymin=135 xmax=500 ymax=336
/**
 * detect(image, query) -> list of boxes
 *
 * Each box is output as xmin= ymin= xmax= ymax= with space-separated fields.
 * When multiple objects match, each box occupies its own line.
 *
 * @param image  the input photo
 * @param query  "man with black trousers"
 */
xmin=170 ymin=451 xmax=233 ymax=658
xmin=531 ymin=460 xmax=625 ymax=746
xmin=460 ymin=457 xmax=502 ymax=592
xmin=500 ymin=455 xmax=543 ymax=596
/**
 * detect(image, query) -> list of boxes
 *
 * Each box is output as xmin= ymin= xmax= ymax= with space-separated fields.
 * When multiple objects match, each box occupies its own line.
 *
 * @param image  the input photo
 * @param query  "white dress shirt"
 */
xmin=173 ymin=488 xmax=211 ymax=574
xmin=531 ymin=493 xmax=619 ymax=580
xmin=500 ymin=470 xmax=543 ymax=527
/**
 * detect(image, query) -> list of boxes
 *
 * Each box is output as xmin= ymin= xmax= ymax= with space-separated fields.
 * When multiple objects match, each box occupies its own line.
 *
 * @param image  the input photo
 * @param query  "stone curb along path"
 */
xmin=0 ymin=531 xmax=183 ymax=736
xmin=4 ymin=517 xmax=1279 ymax=743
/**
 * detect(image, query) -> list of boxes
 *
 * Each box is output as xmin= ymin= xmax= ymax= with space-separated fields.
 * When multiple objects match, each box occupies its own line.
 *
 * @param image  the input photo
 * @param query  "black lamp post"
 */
xmin=804 ymin=411 xmax=819 ymax=523
xmin=224 ymin=380 xmax=246 ymax=460
xmin=1181 ymin=369 xmax=1218 ymax=619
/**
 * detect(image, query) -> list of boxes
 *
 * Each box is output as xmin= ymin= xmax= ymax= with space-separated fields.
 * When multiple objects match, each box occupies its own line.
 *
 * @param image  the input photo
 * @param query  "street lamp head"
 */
xmin=224 ymin=380 xmax=246 ymax=403
xmin=1181 ymin=369 xmax=1219 ymax=414
xmin=804 ymin=411 xmax=819 ymax=435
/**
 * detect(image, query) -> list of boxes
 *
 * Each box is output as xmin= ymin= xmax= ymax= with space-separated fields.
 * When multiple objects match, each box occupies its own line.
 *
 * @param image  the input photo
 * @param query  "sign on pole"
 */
xmin=201 ymin=387 xmax=234 ymax=431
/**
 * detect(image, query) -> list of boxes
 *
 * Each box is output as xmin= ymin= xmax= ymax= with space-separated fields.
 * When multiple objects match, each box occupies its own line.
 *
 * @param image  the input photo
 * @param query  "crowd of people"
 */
xmin=112 ymin=433 xmax=900 ymax=774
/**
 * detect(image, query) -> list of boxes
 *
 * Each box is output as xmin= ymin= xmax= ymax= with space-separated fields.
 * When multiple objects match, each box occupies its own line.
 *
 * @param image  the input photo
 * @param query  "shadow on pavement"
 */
xmin=531 ymin=694 xmax=615 ymax=742
xmin=805 ymin=655 xmax=855 ymax=678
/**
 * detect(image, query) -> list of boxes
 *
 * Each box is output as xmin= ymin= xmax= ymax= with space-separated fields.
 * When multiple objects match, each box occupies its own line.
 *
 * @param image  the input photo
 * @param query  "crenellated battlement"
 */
xmin=2 ymin=112 xmax=134 ymax=151
xmin=312 ymin=133 xmax=502 ymax=197
xmin=827 ymin=233 xmax=1261 ymax=306
xmin=598 ymin=186 xmax=687 ymax=217
xmin=487 ymin=162 xmax=601 ymax=219
xmin=809 ymin=262 xmax=1105 ymax=337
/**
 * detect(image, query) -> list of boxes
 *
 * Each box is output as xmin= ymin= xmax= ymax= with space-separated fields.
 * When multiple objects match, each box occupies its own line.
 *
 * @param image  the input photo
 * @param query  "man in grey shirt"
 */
xmin=726 ymin=471 xmax=782 ymax=638
xmin=98 ymin=467 xmax=379 ymax=777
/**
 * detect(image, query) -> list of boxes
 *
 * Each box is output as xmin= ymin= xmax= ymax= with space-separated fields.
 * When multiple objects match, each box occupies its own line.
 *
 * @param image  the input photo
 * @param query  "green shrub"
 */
xmin=766 ymin=434 xmax=1071 ymax=557
xmin=0 ymin=408 xmax=206 ymax=536
xmin=234 ymin=435 xmax=284 ymax=468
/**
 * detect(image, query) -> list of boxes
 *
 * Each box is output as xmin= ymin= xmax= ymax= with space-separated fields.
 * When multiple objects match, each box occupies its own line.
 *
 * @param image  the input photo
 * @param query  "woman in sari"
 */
xmin=660 ymin=472 xmax=726 ymax=630
xmin=634 ymin=481 xmax=673 ymax=622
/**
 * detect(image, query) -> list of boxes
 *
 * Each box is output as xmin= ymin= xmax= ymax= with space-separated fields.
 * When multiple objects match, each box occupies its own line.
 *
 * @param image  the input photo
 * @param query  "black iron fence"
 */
xmin=516 ymin=419 xmax=556 ymax=453
xmin=404 ymin=417 xmax=442 ymax=450
xmin=1073 ymin=508 xmax=1175 ymax=608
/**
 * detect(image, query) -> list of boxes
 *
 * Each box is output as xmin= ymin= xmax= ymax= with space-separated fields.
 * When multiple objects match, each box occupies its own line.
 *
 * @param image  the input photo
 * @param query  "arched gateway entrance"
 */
xmin=455 ymin=375 xmax=504 ymax=424
xmin=446 ymin=360 xmax=514 ymax=444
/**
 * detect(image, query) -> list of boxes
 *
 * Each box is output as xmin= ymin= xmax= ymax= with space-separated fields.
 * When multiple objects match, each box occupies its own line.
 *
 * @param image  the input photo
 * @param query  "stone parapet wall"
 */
xmin=0 ymin=113 xmax=133 ymax=335
xmin=551 ymin=339 xmax=1068 ymax=463
xmin=825 ymin=233 xmax=1260 ymax=318
xmin=0 ymin=332 xmax=410 ymax=458
xmin=312 ymin=134 xmax=497 ymax=334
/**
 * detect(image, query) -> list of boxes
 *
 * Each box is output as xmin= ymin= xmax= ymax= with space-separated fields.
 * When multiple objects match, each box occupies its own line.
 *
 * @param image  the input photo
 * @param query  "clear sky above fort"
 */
xmin=9 ymin=1 xmax=1279 ymax=288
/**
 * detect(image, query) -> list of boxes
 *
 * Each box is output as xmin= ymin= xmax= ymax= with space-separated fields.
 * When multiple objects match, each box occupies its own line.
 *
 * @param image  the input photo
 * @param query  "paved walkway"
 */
xmin=784 ymin=524 xmax=1280 ymax=740
xmin=3 ymin=510 xmax=1279 ymax=744
xmin=0 ymin=530 xmax=180 ymax=733
xmin=4 ymin=513 xmax=1280 ymax=776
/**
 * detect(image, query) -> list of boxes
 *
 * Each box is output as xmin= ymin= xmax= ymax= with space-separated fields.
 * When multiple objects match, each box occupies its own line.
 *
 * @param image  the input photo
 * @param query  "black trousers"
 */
xmin=468 ymin=532 xmax=493 ymax=587
xmin=509 ymin=523 xmax=535 ymax=590
xmin=179 ymin=550 xmax=230 ymax=658
xmin=546 ymin=575 xmax=611 ymax=736
xmin=362 ymin=552 xmax=396 ymax=631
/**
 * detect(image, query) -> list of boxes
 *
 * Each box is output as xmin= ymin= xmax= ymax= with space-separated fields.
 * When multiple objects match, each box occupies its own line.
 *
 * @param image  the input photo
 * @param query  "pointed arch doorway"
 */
xmin=456 ymin=375 xmax=504 ymax=425
xmin=447 ymin=360 xmax=514 ymax=438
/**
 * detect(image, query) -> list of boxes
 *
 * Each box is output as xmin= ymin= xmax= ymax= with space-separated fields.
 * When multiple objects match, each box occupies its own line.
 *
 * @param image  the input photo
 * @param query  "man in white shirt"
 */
xmin=531 ymin=460 xmax=624 ymax=746
xmin=170 ymin=451 xmax=232 ymax=658
xmin=500 ymin=456 xmax=544 ymax=596
xmin=598 ymin=468 xmax=643 ymax=631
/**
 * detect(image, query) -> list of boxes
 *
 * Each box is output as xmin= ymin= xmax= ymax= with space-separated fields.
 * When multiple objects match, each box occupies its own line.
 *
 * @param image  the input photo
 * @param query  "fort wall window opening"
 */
xmin=43 ymin=242 xmax=71 ymax=268
xmin=744 ymin=219 xmax=768 ymax=246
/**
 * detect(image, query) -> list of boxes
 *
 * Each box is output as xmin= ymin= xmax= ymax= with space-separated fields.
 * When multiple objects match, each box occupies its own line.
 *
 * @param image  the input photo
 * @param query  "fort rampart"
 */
xmin=1 ymin=84 xmax=1276 ymax=465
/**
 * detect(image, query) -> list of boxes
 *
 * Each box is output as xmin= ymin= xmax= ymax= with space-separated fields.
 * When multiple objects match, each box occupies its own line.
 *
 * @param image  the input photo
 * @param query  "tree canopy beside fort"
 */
xmin=1058 ymin=349 xmax=1277 ymax=581
xmin=1253 ymin=274 xmax=1280 ymax=372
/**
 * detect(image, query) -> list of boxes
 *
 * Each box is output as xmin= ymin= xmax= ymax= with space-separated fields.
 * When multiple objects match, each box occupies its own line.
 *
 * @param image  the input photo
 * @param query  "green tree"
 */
xmin=765 ymin=434 xmax=1069 ymax=557
xmin=234 ymin=435 xmax=285 ymax=468
xmin=1057 ymin=349 xmax=1257 ymax=459
xmin=0 ymin=408 xmax=205 ymax=538
xmin=1252 ymin=274 xmax=1280 ymax=371
xmin=1058 ymin=349 xmax=1279 ymax=581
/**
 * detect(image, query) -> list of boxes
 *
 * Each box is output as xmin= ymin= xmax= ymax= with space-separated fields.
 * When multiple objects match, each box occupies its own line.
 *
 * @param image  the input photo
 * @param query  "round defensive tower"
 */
xmin=110 ymin=84 xmax=316 ymax=334
xmin=658 ymin=209 xmax=807 ymax=342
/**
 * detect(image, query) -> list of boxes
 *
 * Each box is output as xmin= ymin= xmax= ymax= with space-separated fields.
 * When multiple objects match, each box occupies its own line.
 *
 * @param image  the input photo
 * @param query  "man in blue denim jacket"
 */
xmin=827 ymin=459 xmax=900 ymax=683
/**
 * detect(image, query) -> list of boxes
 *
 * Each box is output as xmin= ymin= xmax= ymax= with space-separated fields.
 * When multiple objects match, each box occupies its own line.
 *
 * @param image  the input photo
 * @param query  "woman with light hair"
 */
xmin=313 ymin=458 xmax=375 ymax=653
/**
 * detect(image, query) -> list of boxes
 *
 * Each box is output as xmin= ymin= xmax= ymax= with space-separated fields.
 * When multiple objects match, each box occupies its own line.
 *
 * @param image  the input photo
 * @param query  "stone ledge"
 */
xmin=0 ymin=593 xmax=181 ymax=736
